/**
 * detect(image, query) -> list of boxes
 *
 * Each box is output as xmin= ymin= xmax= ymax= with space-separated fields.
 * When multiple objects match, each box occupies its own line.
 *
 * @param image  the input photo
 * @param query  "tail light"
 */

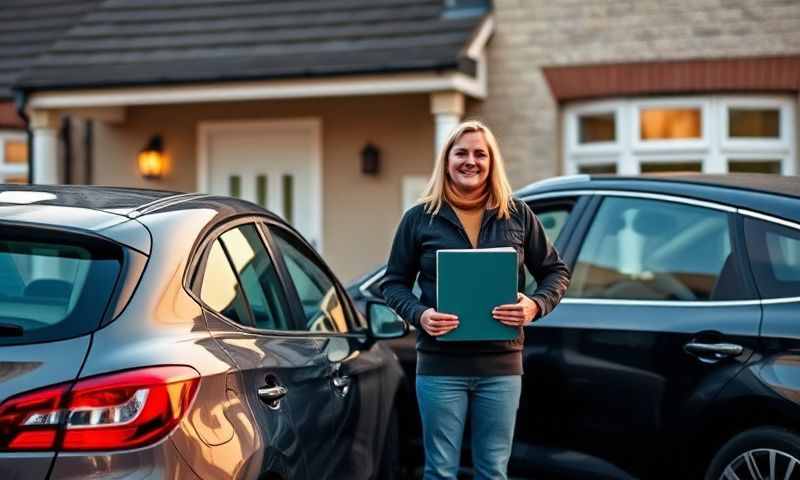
xmin=0 ymin=366 xmax=200 ymax=452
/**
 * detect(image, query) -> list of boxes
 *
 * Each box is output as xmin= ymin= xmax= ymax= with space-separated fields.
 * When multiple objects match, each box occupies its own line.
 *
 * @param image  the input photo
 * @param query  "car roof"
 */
xmin=515 ymin=173 xmax=800 ymax=224
xmin=0 ymin=184 xmax=284 ymax=235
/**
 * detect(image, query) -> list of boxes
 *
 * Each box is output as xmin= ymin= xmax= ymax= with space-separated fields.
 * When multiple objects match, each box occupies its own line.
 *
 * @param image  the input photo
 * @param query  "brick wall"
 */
xmin=466 ymin=0 xmax=800 ymax=187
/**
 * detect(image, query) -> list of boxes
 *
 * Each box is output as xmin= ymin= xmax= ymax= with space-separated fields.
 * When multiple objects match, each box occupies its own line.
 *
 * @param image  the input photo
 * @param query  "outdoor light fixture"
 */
xmin=361 ymin=143 xmax=380 ymax=175
xmin=138 ymin=135 xmax=165 ymax=180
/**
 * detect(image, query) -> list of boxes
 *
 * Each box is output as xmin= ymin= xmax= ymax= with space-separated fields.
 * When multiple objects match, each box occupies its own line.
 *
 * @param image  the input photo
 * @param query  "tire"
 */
xmin=376 ymin=406 xmax=400 ymax=480
xmin=704 ymin=426 xmax=800 ymax=480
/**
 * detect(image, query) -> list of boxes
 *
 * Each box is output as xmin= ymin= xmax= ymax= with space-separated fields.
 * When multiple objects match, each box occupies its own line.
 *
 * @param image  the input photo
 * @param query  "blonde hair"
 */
xmin=419 ymin=120 xmax=515 ymax=219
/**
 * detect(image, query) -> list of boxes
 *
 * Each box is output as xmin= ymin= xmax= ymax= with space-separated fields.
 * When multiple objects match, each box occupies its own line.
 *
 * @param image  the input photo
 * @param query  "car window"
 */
xmin=524 ymin=201 xmax=575 ymax=296
xmin=0 ymin=231 xmax=122 ymax=345
xmin=269 ymin=226 xmax=351 ymax=333
xmin=200 ymin=240 xmax=252 ymax=325
xmin=744 ymin=217 xmax=800 ymax=298
xmin=219 ymin=225 xmax=291 ymax=331
xmin=568 ymin=196 xmax=750 ymax=301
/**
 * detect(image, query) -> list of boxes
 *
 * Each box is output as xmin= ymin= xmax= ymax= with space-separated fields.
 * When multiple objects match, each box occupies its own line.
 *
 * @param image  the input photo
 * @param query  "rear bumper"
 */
xmin=48 ymin=438 xmax=200 ymax=479
xmin=0 ymin=452 xmax=54 ymax=480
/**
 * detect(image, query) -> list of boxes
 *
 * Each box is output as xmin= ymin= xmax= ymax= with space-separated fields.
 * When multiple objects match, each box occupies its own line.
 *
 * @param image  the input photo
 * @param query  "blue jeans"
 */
xmin=416 ymin=375 xmax=522 ymax=480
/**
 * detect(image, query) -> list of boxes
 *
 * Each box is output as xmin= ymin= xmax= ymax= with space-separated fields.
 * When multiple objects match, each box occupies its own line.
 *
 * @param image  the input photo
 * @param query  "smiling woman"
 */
xmin=382 ymin=120 xmax=571 ymax=479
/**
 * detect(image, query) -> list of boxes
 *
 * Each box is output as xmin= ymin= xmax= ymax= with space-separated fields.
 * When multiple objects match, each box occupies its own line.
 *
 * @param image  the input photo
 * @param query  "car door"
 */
xmin=529 ymin=193 xmax=762 ymax=479
xmin=265 ymin=222 xmax=402 ymax=480
xmin=194 ymin=219 xmax=337 ymax=480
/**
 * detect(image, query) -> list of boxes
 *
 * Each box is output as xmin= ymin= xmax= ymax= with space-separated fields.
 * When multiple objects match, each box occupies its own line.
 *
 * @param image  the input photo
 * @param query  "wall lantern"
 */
xmin=138 ymin=135 xmax=165 ymax=180
xmin=361 ymin=143 xmax=381 ymax=175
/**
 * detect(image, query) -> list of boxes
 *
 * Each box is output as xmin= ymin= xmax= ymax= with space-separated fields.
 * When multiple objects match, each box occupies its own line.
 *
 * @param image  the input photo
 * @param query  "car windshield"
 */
xmin=0 ymin=227 xmax=122 ymax=345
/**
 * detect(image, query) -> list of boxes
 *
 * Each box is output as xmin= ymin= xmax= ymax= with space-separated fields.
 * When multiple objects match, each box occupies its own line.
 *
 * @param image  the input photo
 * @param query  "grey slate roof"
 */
xmin=0 ymin=0 xmax=102 ymax=99
xmin=13 ymin=0 xmax=490 ymax=92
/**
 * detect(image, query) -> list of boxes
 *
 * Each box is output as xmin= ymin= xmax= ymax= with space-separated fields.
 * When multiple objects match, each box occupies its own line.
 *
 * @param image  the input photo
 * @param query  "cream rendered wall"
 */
xmin=90 ymin=94 xmax=434 ymax=280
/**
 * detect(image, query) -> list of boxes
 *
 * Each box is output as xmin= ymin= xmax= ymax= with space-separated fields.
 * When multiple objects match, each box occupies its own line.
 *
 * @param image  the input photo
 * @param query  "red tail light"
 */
xmin=0 ymin=366 xmax=200 ymax=452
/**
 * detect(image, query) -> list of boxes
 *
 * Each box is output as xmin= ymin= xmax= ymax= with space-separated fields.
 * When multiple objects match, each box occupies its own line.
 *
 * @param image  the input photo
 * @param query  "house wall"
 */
xmin=92 ymin=94 xmax=434 ymax=281
xmin=468 ymin=0 xmax=800 ymax=186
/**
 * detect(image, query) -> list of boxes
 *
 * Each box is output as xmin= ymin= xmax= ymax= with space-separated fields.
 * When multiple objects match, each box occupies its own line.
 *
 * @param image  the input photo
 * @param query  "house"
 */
xmin=6 ymin=0 xmax=800 ymax=280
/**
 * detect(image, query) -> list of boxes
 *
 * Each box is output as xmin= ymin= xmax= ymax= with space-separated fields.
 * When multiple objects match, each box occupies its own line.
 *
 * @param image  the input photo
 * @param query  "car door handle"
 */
xmin=257 ymin=385 xmax=288 ymax=410
xmin=331 ymin=363 xmax=352 ymax=397
xmin=684 ymin=342 xmax=743 ymax=362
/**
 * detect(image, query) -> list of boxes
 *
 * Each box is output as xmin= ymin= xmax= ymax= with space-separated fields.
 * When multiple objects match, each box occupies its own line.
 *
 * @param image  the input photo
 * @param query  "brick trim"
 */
xmin=542 ymin=56 xmax=800 ymax=102
xmin=0 ymin=101 xmax=25 ymax=129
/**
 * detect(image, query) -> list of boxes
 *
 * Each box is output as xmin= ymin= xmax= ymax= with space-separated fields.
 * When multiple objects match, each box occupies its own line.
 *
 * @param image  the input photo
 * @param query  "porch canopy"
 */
xmin=13 ymin=0 xmax=495 ymax=184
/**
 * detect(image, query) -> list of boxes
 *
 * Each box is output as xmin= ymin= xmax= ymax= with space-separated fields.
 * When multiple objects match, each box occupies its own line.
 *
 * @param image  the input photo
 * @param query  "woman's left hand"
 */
xmin=493 ymin=293 xmax=540 ymax=327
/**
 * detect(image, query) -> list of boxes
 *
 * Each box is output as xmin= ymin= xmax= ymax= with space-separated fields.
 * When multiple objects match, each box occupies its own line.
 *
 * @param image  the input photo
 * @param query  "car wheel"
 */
xmin=377 ymin=406 xmax=400 ymax=480
xmin=705 ymin=426 xmax=800 ymax=480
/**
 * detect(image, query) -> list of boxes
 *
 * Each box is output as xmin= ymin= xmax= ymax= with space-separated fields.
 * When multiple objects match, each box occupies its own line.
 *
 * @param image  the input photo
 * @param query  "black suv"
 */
xmin=349 ymin=174 xmax=800 ymax=480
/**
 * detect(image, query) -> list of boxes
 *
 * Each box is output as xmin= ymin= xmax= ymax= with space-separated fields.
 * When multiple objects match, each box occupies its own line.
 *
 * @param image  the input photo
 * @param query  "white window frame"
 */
xmin=0 ymin=130 xmax=28 ymax=183
xmin=564 ymin=95 xmax=796 ymax=177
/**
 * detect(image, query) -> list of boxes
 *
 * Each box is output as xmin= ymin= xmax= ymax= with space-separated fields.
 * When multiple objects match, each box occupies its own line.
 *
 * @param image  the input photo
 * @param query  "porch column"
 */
xmin=430 ymin=91 xmax=465 ymax=157
xmin=29 ymin=110 xmax=60 ymax=184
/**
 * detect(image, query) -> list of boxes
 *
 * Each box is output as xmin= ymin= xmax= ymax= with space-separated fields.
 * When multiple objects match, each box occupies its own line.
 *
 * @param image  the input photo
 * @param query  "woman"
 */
xmin=382 ymin=120 xmax=570 ymax=480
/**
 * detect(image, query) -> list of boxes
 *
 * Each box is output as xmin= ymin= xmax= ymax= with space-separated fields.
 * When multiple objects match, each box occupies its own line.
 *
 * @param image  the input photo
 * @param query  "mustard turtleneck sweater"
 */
xmin=444 ymin=180 xmax=489 ymax=248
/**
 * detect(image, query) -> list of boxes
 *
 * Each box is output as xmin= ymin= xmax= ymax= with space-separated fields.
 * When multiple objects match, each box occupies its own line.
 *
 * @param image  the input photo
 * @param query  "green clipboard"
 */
xmin=436 ymin=247 xmax=519 ymax=341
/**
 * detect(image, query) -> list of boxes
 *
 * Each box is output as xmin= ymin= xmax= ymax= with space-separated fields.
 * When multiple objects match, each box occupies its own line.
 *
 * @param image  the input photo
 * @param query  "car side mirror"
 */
xmin=366 ymin=301 xmax=408 ymax=339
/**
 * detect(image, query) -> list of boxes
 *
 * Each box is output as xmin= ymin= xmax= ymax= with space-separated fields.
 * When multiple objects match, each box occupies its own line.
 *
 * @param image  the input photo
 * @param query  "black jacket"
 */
xmin=382 ymin=198 xmax=571 ymax=375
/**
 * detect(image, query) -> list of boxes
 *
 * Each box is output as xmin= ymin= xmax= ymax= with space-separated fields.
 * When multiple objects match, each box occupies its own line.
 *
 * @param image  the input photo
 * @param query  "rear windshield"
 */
xmin=0 ymin=227 xmax=122 ymax=345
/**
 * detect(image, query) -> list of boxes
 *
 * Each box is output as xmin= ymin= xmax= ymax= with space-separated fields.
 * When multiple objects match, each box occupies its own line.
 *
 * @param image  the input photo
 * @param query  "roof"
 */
xmin=0 ymin=184 xmax=178 ymax=211
xmin=0 ymin=0 xmax=102 ymax=99
xmin=516 ymin=173 xmax=800 ymax=224
xmin=14 ymin=0 xmax=490 ymax=92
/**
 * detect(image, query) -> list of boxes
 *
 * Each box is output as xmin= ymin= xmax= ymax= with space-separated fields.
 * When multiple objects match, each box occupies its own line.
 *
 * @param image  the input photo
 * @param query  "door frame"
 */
xmin=197 ymin=117 xmax=323 ymax=252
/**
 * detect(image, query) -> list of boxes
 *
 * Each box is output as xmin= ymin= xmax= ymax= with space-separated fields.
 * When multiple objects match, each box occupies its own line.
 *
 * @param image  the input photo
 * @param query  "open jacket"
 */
xmin=382 ymin=198 xmax=571 ymax=375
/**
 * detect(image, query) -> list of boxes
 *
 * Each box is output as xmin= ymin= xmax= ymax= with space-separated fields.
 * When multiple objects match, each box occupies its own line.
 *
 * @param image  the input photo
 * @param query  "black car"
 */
xmin=0 ymin=185 xmax=407 ymax=480
xmin=349 ymin=174 xmax=800 ymax=480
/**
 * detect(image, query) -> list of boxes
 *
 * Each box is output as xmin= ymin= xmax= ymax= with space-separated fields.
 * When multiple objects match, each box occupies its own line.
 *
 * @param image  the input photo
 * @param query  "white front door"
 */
xmin=199 ymin=119 xmax=322 ymax=250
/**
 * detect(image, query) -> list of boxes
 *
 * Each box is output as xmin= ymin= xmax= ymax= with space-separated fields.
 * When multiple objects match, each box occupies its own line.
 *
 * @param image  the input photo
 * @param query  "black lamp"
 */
xmin=138 ymin=135 xmax=165 ymax=180
xmin=361 ymin=143 xmax=380 ymax=175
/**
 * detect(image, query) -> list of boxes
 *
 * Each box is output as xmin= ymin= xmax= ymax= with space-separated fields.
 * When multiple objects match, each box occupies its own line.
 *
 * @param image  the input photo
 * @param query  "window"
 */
xmin=0 ymin=132 xmax=28 ymax=184
xmin=744 ymin=218 xmax=800 ymax=298
xmin=564 ymin=96 xmax=795 ymax=176
xmin=200 ymin=241 xmax=250 ymax=325
xmin=200 ymin=224 xmax=290 ymax=330
xmin=568 ymin=197 xmax=748 ymax=301
xmin=270 ymin=226 xmax=350 ymax=333
xmin=640 ymin=108 xmax=702 ymax=140
xmin=0 ymin=231 xmax=121 ymax=345
xmin=524 ymin=200 xmax=576 ymax=295
xmin=220 ymin=225 xmax=290 ymax=330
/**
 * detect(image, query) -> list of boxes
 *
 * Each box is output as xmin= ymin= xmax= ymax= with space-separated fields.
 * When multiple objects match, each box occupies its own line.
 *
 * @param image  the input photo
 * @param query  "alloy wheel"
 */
xmin=720 ymin=448 xmax=800 ymax=480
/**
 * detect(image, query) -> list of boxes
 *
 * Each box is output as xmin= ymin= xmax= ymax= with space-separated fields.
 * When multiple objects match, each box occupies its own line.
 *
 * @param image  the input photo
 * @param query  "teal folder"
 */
xmin=436 ymin=247 xmax=519 ymax=342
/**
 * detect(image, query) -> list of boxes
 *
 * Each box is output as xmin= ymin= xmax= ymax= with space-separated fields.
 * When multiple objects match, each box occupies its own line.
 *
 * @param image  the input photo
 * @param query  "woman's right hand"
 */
xmin=420 ymin=308 xmax=459 ymax=336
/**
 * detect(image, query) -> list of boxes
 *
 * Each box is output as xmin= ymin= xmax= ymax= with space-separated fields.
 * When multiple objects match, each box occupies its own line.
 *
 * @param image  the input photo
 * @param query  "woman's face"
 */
xmin=447 ymin=131 xmax=491 ymax=196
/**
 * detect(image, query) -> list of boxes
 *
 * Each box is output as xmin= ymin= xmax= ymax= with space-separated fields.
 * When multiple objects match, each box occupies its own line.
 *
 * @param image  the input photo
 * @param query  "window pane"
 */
xmin=729 ymin=160 xmax=781 ymax=174
xmin=525 ymin=203 xmax=575 ymax=296
xmin=579 ymin=113 xmax=615 ymax=143
xmin=282 ymin=175 xmax=294 ymax=225
xmin=744 ymin=218 xmax=800 ymax=298
xmin=729 ymin=109 xmax=780 ymax=138
xmin=229 ymin=175 xmax=241 ymax=198
xmin=4 ymin=141 xmax=27 ymax=165
xmin=270 ymin=227 xmax=350 ymax=332
xmin=568 ymin=197 xmax=745 ymax=301
xmin=640 ymin=162 xmax=702 ymax=173
xmin=578 ymin=164 xmax=617 ymax=174
xmin=256 ymin=175 xmax=267 ymax=208
xmin=200 ymin=241 xmax=250 ymax=324
xmin=3 ymin=175 xmax=27 ymax=184
xmin=640 ymin=108 xmax=701 ymax=140
xmin=220 ymin=225 xmax=290 ymax=331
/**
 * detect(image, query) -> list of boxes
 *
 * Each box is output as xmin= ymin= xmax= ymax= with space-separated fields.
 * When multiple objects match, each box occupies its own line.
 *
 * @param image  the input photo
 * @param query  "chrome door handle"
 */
xmin=684 ymin=342 xmax=743 ymax=362
xmin=258 ymin=385 xmax=288 ymax=410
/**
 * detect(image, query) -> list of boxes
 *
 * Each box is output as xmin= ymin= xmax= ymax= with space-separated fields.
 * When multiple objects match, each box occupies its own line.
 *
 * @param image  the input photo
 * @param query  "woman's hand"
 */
xmin=493 ymin=293 xmax=540 ymax=327
xmin=420 ymin=308 xmax=459 ymax=336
